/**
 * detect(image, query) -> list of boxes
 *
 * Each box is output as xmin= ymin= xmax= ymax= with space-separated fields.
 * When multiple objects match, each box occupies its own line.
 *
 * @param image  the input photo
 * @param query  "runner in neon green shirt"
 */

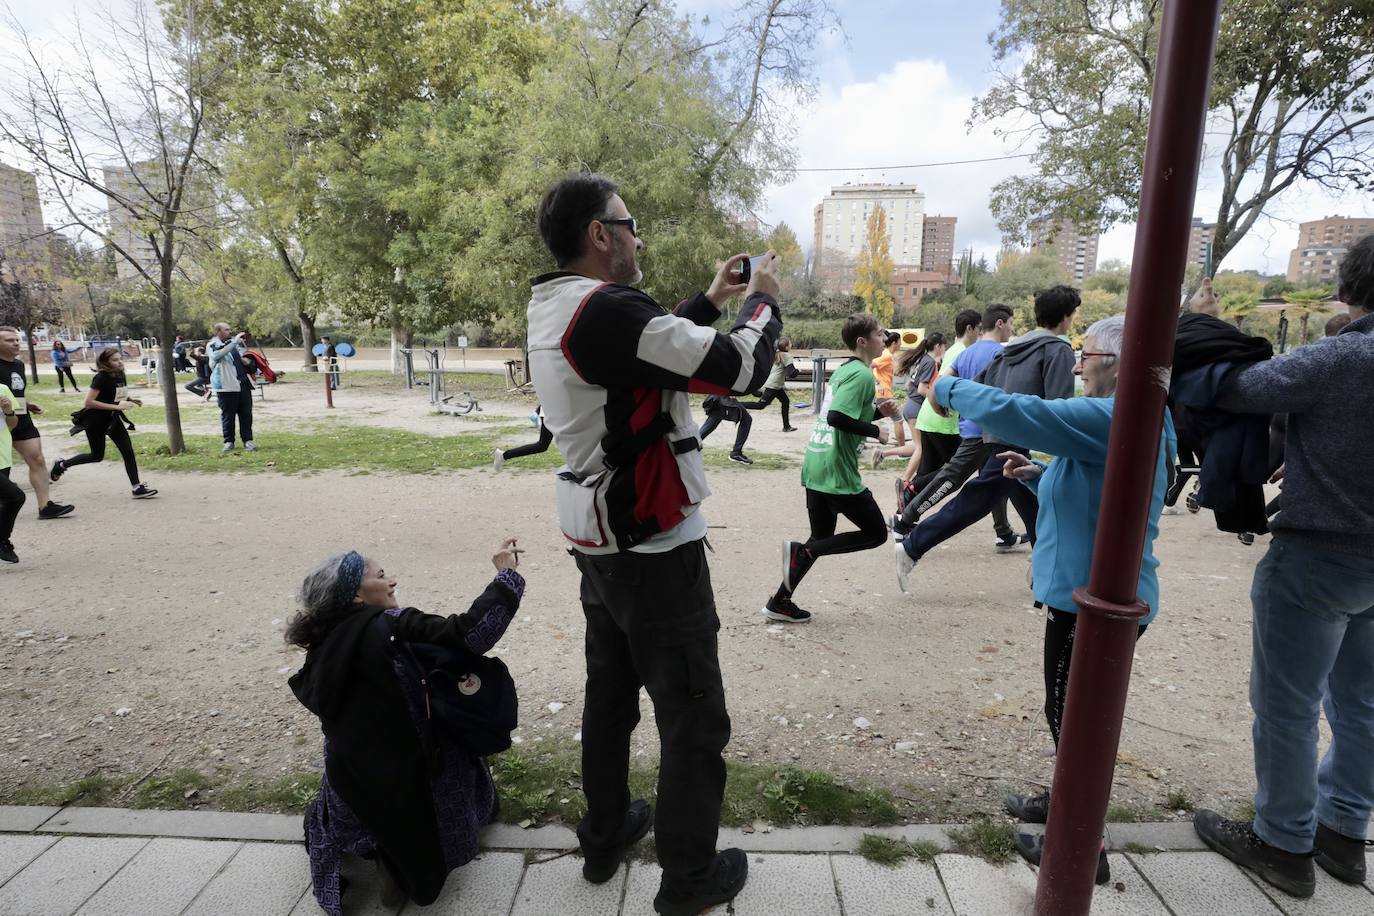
xmin=763 ymin=314 xmax=899 ymax=624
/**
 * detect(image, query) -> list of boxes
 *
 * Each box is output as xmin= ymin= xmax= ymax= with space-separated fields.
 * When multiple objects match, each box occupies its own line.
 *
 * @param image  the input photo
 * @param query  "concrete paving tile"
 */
xmin=285 ymin=853 xmax=401 ymax=916
xmin=509 ymin=853 xmax=625 ymax=916
xmin=479 ymin=823 xmax=578 ymax=850
xmin=0 ymin=835 xmax=58 ymax=886
xmin=831 ymin=854 xmax=953 ymax=915
xmin=1073 ymin=856 xmax=1170 ymax=916
xmin=730 ymin=853 xmax=840 ymax=916
xmin=402 ymin=851 xmax=525 ymax=915
xmin=622 ymin=861 xmax=662 ymax=916
xmin=1108 ymin=822 xmax=1207 ymax=851
xmin=936 ymin=854 xmax=1037 ymax=915
xmin=182 ymin=842 xmax=312 ymax=916
xmin=75 ymin=838 xmax=241 ymax=916
xmin=1127 ymin=851 xmax=1283 ymax=915
xmin=0 ymin=806 xmax=59 ymax=832
xmin=1249 ymin=866 xmax=1374 ymax=916
xmin=0 ymin=836 xmax=148 ymax=916
xmin=39 ymin=807 xmax=300 ymax=842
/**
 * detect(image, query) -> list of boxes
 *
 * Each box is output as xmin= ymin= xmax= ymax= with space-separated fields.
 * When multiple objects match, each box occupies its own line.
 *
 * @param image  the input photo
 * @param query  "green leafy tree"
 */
xmin=853 ymin=206 xmax=895 ymax=325
xmin=971 ymin=1 xmax=1374 ymax=273
xmin=1281 ymin=286 xmax=1335 ymax=346
xmin=1084 ymin=259 xmax=1130 ymax=297
xmin=977 ymin=252 xmax=1067 ymax=330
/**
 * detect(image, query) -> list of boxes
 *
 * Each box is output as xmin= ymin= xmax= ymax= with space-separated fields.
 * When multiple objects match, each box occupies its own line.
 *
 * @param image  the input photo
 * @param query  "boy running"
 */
xmin=763 ymin=314 xmax=900 ymax=623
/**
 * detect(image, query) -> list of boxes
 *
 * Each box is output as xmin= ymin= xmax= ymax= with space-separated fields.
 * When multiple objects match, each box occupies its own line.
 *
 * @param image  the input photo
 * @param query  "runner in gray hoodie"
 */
xmin=895 ymin=286 xmax=1078 ymax=591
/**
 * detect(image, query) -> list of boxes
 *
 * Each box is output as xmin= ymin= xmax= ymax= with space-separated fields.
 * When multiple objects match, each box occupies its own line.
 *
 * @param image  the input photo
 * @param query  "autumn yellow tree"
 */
xmin=853 ymin=206 xmax=895 ymax=325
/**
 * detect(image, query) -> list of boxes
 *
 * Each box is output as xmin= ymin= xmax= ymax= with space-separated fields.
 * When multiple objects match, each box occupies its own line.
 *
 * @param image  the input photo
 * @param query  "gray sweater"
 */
xmin=1217 ymin=311 xmax=1374 ymax=556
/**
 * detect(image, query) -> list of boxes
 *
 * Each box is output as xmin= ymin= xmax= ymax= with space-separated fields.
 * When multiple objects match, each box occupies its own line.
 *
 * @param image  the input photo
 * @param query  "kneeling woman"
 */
xmin=50 ymin=349 xmax=156 ymax=498
xmin=288 ymin=538 xmax=525 ymax=914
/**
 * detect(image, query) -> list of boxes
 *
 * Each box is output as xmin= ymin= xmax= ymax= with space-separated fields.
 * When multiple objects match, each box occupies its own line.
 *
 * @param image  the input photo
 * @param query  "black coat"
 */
xmin=288 ymin=578 xmax=520 ymax=905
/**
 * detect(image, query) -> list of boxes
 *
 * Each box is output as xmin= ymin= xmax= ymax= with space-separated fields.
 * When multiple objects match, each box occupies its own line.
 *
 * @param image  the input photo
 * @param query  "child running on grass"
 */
xmin=762 ymin=313 xmax=900 ymax=623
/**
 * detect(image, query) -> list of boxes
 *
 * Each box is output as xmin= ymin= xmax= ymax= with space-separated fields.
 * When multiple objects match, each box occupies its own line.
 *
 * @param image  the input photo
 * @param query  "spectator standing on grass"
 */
xmin=527 ymin=173 xmax=781 ymax=916
xmin=1193 ymin=233 xmax=1374 ymax=899
xmin=762 ymin=313 xmax=901 ymax=624
xmin=0 ymin=326 xmax=74 ymax=520
xmin=208 ymin=322 xmax=256 ymax=453
xmin=50 ymin=340 xmax=78 ymax=391
xmin=923 ymin=315 xmax=1173 ymax=886
xmin=1 ymin=382 xmax=25 ymax=563
xmin=288 ymin=537 xmax=525 ymax=914
xmin=49 ymin=349 xmax=157 ymax=500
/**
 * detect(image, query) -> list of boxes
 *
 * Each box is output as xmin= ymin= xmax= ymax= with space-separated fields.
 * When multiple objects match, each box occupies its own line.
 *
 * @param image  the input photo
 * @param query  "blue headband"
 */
xmin=335 ymin=551 xmax=365 ymax=610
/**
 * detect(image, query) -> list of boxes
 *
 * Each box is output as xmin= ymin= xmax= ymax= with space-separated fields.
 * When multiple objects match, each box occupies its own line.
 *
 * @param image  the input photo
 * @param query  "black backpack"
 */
xmin=382 ymin=616 xmax=518 ymax=761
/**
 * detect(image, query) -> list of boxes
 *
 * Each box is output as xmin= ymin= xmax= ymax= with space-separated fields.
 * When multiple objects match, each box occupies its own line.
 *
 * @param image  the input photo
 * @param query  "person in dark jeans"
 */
xmin=207 ymin=322 xmax=256 ymax=452
xmin=51 ymin=341 xmax=79 ymax=391
xmin=698 ymin=395 xmax=754 ymax=464
xmin=528 ymin=173 xmax=783 ymax=915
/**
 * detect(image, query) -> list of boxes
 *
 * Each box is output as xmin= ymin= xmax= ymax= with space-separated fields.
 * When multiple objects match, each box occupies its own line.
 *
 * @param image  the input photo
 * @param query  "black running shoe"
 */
xmin=891 ymin=513 xmax=912 ymax=539
xmin=0 ymin=541 xmax=17 ymax=564
xmin=1193 ymin=810 xmax=1314 ymax=899
xmin=582 ymin=799 xmax=652 ymax=884
xmin=49 ymin=459 xmax=66 ymax=483
xmin=728 ymin=452 xmax=754 ymax=465
xmin=762 ymin=595 xmax=812 ymax=624
xmin=995 ymin=533 xmax=1031 ymax=552
xmin=37 ymin=501 xmax=75 ymax=519
xmin=1006 ymin=790 xmax=1050 ymax=824
xmin=781 ymin=540 xmax=813 ymax=593
xmin=654 ymin=848 xmax=748 ymax=916
xmin=1185 ymin=481 xmax=1201 ymax=513
xmin=131 ymin=484 xmax=158 ymax=499
xmin=782 ymin=426 xmax=799 ymax=432
xmin=1014 ymin=832 xmax=1110 ymax=885
xmin=1314 ymin=822 xmax=1370 ymax=884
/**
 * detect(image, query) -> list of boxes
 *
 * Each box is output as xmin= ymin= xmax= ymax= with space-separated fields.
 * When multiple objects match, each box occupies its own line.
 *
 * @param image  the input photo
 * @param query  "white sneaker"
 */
xmin=221 ymin=442 xmax=234 ymax=454
xmin=895 ymin=541 xmax=917 ymax=594
xmin=1161 ymin=504 xmax=1183 ymax=516
xmin=243 ymin=441 xmax=257 ymax=452
xmin=492 ymin=447 xmax=506 ymax=471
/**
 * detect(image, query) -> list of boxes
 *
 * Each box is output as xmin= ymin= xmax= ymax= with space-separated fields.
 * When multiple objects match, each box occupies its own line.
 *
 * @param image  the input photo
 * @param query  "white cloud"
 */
xmin=757 ymin=57 xmax=1032 ymax=266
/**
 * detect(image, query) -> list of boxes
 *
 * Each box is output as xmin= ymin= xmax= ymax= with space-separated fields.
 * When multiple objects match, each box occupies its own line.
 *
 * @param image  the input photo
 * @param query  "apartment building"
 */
xmin=814 ymin=183 xmax=926 ymax=291
xmin=919 ymin=215 xmax=957 ymax=279
xmin=0 ymin=161 xmax=50 ymax=281
xmin=1030 ymin=218 xmax=1099 ymax=283
xmin=1187 ymin=217 xmax=1216 ymax=274
xmin=1286 ymin=215 xmax=1374 ymax=283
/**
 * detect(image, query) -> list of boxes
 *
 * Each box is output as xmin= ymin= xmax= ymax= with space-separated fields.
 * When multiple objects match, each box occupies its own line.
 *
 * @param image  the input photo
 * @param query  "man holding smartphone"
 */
xmin=207 ymin=322 xmax=257 ymax=453
xmin=528 ymin=173 xmax=782 ymax=916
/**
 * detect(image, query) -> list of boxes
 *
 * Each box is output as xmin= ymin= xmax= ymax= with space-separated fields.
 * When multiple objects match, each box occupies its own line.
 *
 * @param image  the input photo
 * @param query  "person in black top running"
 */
xmin=698 ymin=395 xmax=755 ymax=464
xmin=50 ymin=349 xmax=158 ymax=499
xmin=0 ymin=326 xmax=75 ymax=519
xmin=493 ymin=405 xmax=554 ymax=470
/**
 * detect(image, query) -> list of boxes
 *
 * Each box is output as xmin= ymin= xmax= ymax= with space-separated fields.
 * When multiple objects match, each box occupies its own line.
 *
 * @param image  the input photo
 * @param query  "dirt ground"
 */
xmin=1 ymin=373 xmax=1285 ymax=822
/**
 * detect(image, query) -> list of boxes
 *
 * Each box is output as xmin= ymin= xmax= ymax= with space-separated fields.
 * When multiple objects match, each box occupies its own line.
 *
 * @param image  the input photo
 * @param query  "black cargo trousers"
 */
xmin=573 ymin=537 xmax=730 ymax=887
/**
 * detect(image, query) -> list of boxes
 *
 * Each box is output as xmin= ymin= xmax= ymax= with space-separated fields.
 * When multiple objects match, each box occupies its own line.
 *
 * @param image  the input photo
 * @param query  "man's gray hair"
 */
xmin=214 ymin=322 xmax=231 ymax=332
xmin=1085 ymin=314 xmax=1126 ymax=364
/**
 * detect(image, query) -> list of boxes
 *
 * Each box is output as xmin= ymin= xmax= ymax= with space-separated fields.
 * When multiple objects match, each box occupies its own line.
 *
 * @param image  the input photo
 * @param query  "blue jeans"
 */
xmin=216 ymin=390 xmax=254 ymax=445
xmin=900 ymin=449 xmax=1038 ymax=561
xmin=1250 ymin=536 xmax=1374 ymax=852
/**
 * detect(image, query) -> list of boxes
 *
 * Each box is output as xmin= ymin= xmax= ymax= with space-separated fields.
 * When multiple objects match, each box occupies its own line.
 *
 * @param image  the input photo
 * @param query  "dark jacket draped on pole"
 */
xmin=1170 ymin=313 xmax=1274 ymax=534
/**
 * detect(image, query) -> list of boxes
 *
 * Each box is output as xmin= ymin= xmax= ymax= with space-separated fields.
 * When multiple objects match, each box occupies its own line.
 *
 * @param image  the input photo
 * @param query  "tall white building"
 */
xmin=813 ymin=183 xmax=926 ymax=291
xmin=102 ymin=162 xmax=163 ymax=282
xmin=0 ymin=161 xmax=50 ymax=281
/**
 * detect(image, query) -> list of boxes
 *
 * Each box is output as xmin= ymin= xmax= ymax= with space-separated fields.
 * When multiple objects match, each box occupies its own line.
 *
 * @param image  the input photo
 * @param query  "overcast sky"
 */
xmin=6 ymin=0 xmax=1370 ymax=274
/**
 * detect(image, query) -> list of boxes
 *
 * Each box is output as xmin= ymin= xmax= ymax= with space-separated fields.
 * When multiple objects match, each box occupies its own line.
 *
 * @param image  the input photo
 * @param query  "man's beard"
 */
xmin=610 ymin=246 xmax=641 ymax=286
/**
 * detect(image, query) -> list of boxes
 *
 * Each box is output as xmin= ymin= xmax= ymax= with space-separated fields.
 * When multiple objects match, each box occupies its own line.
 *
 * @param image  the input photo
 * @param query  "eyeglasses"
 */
xmin=595 ymin=216 xmax=638 ymax=237
xmin=1078 ymin=351 xmax=1115 ymax=362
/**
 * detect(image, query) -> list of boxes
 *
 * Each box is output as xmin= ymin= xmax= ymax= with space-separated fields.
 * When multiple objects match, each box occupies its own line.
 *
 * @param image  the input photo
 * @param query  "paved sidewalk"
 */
xmin=1 ymin=806 xmax=1370 ymax=915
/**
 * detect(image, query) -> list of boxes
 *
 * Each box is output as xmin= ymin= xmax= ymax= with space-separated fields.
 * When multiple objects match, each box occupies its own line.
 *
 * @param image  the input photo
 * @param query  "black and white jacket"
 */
xmin=527 ymin=272 xmax=781 ymax=554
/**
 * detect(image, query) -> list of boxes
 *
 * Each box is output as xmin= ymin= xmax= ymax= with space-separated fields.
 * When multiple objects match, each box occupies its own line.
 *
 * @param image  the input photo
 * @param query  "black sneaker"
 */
xmin=582 ymin=799 xmax=652 ymax=884
xmin=781 ymin=540 xmax=813 ymax=593
xmin=891 ymin=513 xmax=912 ymax=540
xmin=1193 ymin=810 xmax=1314 ymax=898
xmin=654 ymin=848 xmax=748 ymax=916
xmin=1006 ymin=790 xmax=1050 ymax=824
xmin=1185 ymin=483 xmax=1201 ymax=514
xmin=37 ymin=501 xmax=75 ymax=520
xmin=1238 ymin=532 xmax=1256 ymax=546
xmin=131 ymin=484 xmax=159 ymax=499
xmin=782 ymin=426 xmax=799 ymax=432
xmin=762 ymin=595 xmax=812 ymax=624
xmin=0 ymin=541 xmax=17 ymax=564
xmin=894 ymin=478 xmax=910 ymax=514
xmin=1314 ymin=822 xmax=1370 ymax=884
xmin=995 ymin=533 xmax=1031 ymax=552
xmin=728 ymin=452 xmax=753 ymax=465
xmin=1014 ymin=832 xmax=1110 ymax=885
xmin=49 ymin=459 xmax=66 ymax=483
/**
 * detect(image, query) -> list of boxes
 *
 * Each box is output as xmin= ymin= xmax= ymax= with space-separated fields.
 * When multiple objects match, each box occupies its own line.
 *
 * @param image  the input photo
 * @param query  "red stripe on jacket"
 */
xmin=628 ymin=386 xmax=689 ymax=534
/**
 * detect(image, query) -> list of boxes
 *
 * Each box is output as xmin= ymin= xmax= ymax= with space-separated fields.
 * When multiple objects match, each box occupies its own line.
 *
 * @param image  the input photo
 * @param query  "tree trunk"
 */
xmin=158 ymin=234 xmax=185 ymax=455
xmin=299 ymin=311 xmax=318 ymax=370
xmin=24 ymin=319 xmax=39 ymax=384
xmin=390 ymin=321 xmax=413 ymax=374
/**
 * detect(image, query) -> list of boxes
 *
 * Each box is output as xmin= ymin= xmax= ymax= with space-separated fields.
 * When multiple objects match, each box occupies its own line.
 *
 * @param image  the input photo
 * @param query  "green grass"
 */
xmin=1123 ymin=842 xmax=1157 ymax=855
xmin=128 ymin=769 xmax=215 ymax=809
xmin=0 ymin=774 xmax=126 ymax=807
xmin=1164 ymin=789 xmax=1195 ymax=813
xmin=947 ymin=818 xmax=1018 ymax=864
xmin=216 ymin=772 xmax=322 ymax=812
xmin=857 ymin=834 xmax=942 ymax=866
xmin=1106 ymin=805 xmax=1142 ymax=823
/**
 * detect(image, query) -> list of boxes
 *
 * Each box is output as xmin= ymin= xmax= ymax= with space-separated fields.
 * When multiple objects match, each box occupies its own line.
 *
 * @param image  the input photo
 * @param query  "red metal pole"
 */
xmin=1033 ymin=1 xmax=1221 ymax=912
xmin=324 ymin=363 xmax=334 ymax=409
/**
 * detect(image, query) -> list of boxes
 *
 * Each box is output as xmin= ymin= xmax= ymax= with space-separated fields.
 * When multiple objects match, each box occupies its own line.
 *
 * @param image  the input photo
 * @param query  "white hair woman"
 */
xmin=287 ymin=536 xmax=524 ymax=914
xmin=925 ymin=314 xmax=1176 ymax=885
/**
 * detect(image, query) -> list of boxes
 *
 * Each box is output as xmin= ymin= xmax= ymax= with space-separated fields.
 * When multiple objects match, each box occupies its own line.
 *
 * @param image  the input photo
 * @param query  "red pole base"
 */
xmin=324 ymin=368 xmax=334 ymax=409
xmin=1033 ymin=588 xmax=1149 ymax=916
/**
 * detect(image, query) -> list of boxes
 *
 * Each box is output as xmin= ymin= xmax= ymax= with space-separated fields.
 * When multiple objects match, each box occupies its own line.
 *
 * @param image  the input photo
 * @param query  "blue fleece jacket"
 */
xmin=934 ymin=376 xmax=1175 ymax=622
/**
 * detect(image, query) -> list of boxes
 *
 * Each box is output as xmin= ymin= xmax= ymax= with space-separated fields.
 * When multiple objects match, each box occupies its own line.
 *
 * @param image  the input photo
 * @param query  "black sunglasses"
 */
xmin=595 ymin=216 xmax=638 ymax=238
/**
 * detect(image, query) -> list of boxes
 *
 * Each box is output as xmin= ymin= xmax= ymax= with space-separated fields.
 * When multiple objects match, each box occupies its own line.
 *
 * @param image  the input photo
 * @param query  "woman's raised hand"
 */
xmin=493 ymin=536 xmax=524 ymax=571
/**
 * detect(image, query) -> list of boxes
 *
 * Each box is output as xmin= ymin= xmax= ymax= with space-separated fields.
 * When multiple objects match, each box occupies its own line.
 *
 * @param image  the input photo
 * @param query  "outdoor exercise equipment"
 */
xmin=400 ymin=346 xmax=481 ymax=416
xmin=140 ymin=337 xmax=160 ymax=388
xmin=1034 ymin=1 xmax=1221 ymax=912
